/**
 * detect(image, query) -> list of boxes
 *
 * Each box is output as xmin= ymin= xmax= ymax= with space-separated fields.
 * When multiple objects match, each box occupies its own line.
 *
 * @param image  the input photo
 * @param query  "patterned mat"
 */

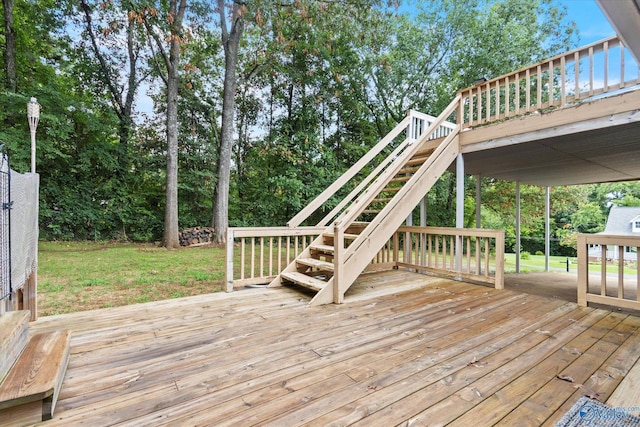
xmin=555 ymin=397 xmax=640 ymax=426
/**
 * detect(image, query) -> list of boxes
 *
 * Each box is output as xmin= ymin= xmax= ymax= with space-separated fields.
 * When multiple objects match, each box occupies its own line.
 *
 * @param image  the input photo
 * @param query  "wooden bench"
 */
xmin=0 ymin=330 xmax=71 ymax=425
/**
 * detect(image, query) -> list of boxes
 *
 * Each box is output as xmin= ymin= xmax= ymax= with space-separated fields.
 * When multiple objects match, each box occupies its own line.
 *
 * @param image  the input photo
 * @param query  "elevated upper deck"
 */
xmin=455 ymin=36 xmax=640 ymax=186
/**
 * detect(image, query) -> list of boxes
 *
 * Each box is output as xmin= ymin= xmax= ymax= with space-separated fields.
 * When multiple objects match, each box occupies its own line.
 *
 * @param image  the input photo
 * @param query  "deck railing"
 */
xmin=225 ymin=226 xmax=325 ymax=291
xmin=577 ymin=234 xmax=640 ymax=311
xmin=393 ymin=226 xmax=505 ymax=289
xmin=225 ymin=225 xmax=505 ymax=292
xmin=457 ymin=36 xmax=640 ymax=128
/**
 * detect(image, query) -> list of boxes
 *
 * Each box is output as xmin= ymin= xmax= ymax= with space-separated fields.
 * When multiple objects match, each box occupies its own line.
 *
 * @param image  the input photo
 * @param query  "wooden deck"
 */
xmin=30 ymin=270 xmax=640 ymax=426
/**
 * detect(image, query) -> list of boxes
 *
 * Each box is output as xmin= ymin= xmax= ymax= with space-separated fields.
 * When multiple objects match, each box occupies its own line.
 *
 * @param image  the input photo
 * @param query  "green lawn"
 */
xmin=38 ymin=241 xmax=226 ymax=316
xmin=503 ymin=253 xmax=638 ymax=275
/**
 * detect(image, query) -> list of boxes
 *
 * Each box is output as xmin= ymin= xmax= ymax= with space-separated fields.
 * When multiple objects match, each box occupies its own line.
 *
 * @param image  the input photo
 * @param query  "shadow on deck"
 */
xmin=30 ymin=269 xmax=640 ymax=426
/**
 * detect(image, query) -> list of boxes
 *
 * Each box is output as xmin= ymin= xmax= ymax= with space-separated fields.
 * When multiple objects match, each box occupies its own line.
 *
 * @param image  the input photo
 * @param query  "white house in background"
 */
xmin=588 ymin=206 xmax=640 ymax=261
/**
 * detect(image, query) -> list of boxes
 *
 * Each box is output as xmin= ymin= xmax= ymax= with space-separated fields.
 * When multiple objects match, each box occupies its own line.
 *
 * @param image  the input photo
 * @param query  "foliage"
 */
xmin=1 ymin=0 xmax=618 ymax=255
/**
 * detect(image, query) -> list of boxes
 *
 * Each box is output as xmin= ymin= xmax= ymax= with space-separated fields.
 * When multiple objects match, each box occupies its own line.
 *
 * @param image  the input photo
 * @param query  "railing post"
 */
xmin=226 ymin=228 xmax=234 ymax=293
xmin=577 ymin=234 xmax=587 ymax=306
xmin=494 ymin=230 xmax=505 ymax=290
xmin=333 ymin=223 xmax=344 ymax=304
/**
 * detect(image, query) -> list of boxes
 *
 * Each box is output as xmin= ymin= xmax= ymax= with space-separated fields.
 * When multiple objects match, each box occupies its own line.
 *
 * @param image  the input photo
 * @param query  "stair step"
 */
xmin=363 ymin=209 xmax=381 ymax=214
xmin=372 ymin=197 xmax=393 ymax=204
xmin=281 ymin=272 xmax=327 ymax=291
xmin=310 ymin=244 xmax=335 ymax=254
xmin=323 ymin=232 xmax=359 ymax=240
xmin=398 ymin=165 xmax=421 ymax=174
xmin=0 ymin=330 xmax=72 ymax=422
xmin=389 ymin=175 xmax=412 ymax=184
xmin=405 ymin=156 xmax=430 ymax=166
xmin=296 ymin=258 xmax=334 ymax=271
xmin=0 ymin=311 xmax=30 ymax=383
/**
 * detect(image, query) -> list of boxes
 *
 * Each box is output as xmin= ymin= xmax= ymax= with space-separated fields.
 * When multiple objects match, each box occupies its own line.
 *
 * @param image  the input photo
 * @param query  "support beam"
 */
xmin=545 ymin=186 xmax=550 ymax=272
xmin=420 ymin=196 xmax=426 ymax=227
xmin=515 ymin=181 xmax=521 ymax=273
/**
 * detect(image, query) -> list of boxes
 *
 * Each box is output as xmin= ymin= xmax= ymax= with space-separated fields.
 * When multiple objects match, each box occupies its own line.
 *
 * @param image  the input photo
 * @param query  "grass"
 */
xmin=503 ymin=253 xmax=638 ymax=275
xmin=38 ymin=241 xmax=226 ymax=316
xmin=37 ymin=242 xmax=637 ymax=317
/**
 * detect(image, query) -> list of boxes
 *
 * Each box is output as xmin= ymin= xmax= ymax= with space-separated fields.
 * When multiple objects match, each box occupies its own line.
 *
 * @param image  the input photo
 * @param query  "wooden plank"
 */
xmin=607 ymin=351 xmax=640 ymax=411
xmin=296 ymin=258 xmax=334 ymax=271
xmin=494 ymin=313 xmax=640 ymax=426
xmin=0 ymin=311 xmax=30 ymax=383
xmin=281 ymin=272 xmax=326 ymax=292
xmin=0 ymin=330 xmax=71 ymax=420
xmin=309 ymin=244 xmax=334 ymax=254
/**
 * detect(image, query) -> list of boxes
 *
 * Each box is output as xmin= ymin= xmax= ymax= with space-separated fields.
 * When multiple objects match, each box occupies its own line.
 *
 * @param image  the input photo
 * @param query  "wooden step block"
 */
xmin=310 ymin=244 xmax=335 ymax=254
xmin=0 ymin=330 xmax=72 ymax=423
xmin=0 ymin=311 xmax=30 ymax=383
xmin=281 ymin=272 xmax=327 ymax=292
xmin=296 ymin=257 xmax=334 ymax=271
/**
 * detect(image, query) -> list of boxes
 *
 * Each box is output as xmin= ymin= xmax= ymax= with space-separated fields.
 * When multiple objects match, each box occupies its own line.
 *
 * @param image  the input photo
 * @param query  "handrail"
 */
xmin=457 ymin=35 xmax=640 ymax=128
xmin=337 ymin=95 xmax=461 ymax=231
xmin=288 ymin=110 xmax=457 ymax=228
xmin=328 ymin=95 xmax=461 ymax=293
xmin=286 ymin=116 xmax=411 ymax=228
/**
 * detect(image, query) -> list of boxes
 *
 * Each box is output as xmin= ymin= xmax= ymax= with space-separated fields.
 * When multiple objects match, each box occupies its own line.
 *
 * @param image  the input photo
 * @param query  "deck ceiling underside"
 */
xmin=457 ymin=91 xmax=640 ymax=187
xmin=460 ymin=121 xmax=640 ymax=186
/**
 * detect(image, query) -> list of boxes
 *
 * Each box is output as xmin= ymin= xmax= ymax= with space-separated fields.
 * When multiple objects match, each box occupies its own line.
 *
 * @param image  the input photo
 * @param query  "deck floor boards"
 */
xmin=30 ymin=270 xmax=640 ymax=426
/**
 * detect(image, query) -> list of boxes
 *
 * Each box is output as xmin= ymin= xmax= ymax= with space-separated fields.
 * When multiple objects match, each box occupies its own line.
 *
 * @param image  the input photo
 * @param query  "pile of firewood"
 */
xmin=179 ymin=227 xmax=215 ymax=246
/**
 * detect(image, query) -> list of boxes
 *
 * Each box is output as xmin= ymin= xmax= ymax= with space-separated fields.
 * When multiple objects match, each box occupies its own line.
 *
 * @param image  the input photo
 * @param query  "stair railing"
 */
xmin=287 ymin=110 xmax=457 ymax=228
xmin=326 ymin=96 xmax=462 ymax=302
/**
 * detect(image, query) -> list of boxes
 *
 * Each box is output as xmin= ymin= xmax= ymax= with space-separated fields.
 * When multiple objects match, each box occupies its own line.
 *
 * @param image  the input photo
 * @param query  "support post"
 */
xmin=475 ymin=175 xmax=481 ymax=228
xmin=456 ymin=154 xmax=464 ymax=271
xmin=515 ymin=181 xmax=521 ymax=273
xmin=545 ymin=186 xmax=550 ymax=272
xmin=577 ymin=234 xmax=587 ymax=306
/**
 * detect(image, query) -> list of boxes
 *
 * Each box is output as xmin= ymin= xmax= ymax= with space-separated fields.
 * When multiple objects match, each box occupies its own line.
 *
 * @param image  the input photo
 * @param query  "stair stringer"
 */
xmin=308 ymin=130 xmax=460 ymax=306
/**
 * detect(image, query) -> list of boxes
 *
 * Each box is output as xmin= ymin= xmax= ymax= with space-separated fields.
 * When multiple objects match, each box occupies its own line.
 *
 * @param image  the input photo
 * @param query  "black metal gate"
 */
xmin=0 ymin=149 xmax=11 ymax=301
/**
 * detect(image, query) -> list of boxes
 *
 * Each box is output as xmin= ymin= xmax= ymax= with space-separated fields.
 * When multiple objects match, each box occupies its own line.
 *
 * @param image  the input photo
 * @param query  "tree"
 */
xmin=134 ymin=0 xmax=188 ymax=248
xmin=212 ymin=0 xmax=245 ymax=245
xmin=77 ymin=0 xmax=149 ymax=168
xmin=2 ymin=0 xmax=16 ymax=91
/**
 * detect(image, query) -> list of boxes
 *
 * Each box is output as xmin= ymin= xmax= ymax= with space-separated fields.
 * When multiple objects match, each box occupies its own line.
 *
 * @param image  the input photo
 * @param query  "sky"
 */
xmin=560 ymin=0 xmax=615 ymax=44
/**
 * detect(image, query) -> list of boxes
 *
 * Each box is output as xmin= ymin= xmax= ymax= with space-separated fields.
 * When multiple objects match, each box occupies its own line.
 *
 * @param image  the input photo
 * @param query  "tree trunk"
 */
xmin=212 ymin=0 xmax=244 ymax=245
xmin=2 ymin=0 xmax=16 ymax=92
xmin=162 ymin=0 xmax=186 ymax=249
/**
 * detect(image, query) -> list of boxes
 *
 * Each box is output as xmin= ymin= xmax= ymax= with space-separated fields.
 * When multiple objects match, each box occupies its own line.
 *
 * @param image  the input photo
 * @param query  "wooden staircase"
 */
xmin=0 ymin=311 xmax=71 ymax=426
xmin=270 ymin=96 xmax=461 ymax=305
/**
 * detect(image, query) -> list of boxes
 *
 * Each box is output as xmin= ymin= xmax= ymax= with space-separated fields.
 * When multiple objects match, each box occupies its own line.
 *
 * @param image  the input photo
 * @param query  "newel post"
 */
xmin=333 ymin=222 xmax=344 ymax=304
xmin=226 ymin=228 xmax=234 ymax=292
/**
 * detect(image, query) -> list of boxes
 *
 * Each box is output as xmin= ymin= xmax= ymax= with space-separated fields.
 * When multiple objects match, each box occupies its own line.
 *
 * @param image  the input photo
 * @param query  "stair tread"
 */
xmin=323 ymin=232 xmax=359 ymax=240
xmin=0 ymin=330 xmax=72 ymax=415
xmin=281 ymin=272 xmax=327 ymax=291
xmin=0 ymin=311 xmax=30 ymax=383
xmin=296 ymin=258 xmax=335 ymax=271
xmin=310 ymin=244 xmax=335 ymax=253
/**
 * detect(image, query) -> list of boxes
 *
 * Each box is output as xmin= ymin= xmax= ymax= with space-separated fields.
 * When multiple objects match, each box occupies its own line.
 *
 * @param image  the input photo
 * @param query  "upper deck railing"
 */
xmin=457 ymin=36 xmax=640 ymax=129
